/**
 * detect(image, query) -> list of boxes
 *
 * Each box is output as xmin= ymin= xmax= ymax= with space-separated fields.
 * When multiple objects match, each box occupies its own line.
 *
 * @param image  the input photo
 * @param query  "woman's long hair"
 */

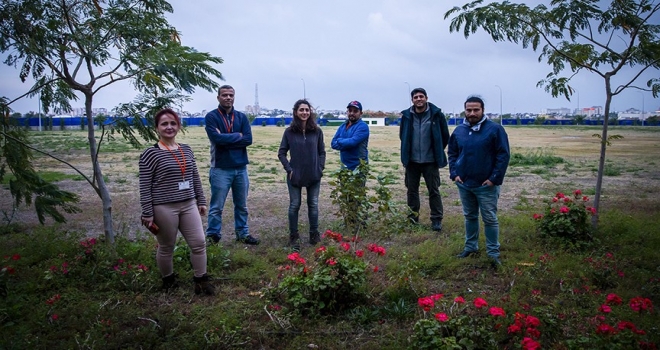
xmin=289 ymin=99 xmax=318 ymax=133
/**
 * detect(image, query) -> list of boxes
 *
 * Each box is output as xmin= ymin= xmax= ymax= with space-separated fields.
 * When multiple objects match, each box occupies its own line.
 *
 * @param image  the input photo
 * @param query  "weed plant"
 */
xmin=509 ymin=148 xmax=564 ymax=166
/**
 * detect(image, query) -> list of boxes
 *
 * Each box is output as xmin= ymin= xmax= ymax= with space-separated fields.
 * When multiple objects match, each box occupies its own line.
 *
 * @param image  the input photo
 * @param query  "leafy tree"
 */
xmin=572 ymin=114 xmax=587 ymax=124
xmin=0 ymin=0 xmax=223 ymax=243
xmin=1 ymin=101 xmax=81 ymax=225
xmin=445 ymin=0 xmax=660 ymax=228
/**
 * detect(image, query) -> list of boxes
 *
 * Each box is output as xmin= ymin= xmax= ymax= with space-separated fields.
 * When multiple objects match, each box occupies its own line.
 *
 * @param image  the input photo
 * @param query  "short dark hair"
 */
xmin=218 ymin=85 xmax=234 ymax=94
xmin=411 ymin=87 xmax=427 ymax=98
xmin=154 ymin=108 xmax=181 ymax=126
xmin=464 ymin=96 xmax=484 ymax=109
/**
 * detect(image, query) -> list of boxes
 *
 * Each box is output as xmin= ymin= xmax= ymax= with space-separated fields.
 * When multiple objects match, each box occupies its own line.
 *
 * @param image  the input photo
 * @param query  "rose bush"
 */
xmin=266 ymin=230 xmax=386 ymax=316
xmin=534 ymin=190 xmax=596 ymax=242
xmin=411 ymin=294 xmax=545 ymax=350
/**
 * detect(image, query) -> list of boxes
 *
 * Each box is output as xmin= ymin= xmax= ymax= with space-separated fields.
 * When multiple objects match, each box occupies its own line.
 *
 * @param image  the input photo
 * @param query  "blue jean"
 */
xmin=207 ymin=166 xmax=249 ymax=239
xmin=456 ymin=182 xmax=501 ymax=258
xmin=287 ymin=179 xmax=321 ymax=235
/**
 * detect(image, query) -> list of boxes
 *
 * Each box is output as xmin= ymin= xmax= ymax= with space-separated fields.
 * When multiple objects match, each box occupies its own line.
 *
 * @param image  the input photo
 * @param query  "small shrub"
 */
xmin=533 ymin=189 xmax=596 ymax=242
xmin=603 ymin=163 xmax=622 ymax=176
xmin=328 ymin=161 xmax=370 ymax=233
xmin=411 ymin=294 xmax=544 ymax=349
xmin=265 ymin=230 xmax=387 ymax=316
xmin=509 ymin=149 xmax=564 ymax=166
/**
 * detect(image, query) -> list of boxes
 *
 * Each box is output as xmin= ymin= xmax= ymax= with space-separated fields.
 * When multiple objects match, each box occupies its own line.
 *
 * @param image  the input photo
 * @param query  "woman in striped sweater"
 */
xmin=139 ymin=108 xmax=214 ymax=295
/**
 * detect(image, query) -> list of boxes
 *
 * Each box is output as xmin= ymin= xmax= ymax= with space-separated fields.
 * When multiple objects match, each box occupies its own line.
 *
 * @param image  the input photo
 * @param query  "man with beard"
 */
xmin=399 ymin=87 xmax=450 ymax=232
xmin=331 ymin=100 xmax=369 ymax=170
xmin=449 ymin=95 xmax=510 ymax=266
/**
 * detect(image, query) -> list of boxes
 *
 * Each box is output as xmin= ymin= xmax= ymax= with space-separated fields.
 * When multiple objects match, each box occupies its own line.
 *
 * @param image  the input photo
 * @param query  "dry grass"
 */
xmin=4 ymin=125 xmax=660 ymax=239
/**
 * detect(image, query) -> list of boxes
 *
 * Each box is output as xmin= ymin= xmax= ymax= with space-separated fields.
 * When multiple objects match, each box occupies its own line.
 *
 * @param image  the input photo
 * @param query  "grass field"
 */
xmin=1 ymin=125 xmax=659 ymax=349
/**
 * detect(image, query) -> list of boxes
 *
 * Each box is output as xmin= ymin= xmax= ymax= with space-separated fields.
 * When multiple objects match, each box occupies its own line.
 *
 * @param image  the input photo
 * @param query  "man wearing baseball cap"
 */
xmin=331 ymin=100 xmax=370 ymax=170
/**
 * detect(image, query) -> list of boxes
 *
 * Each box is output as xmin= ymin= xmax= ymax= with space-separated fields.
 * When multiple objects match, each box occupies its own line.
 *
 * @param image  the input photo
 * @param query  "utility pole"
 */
xmin=495 ymin=85 xmax=503 ymax=126
xmin=301 ymin=78 xmax=306 ymax=99
xmin=254 ymin=83 xmax=260 ymax=115
xmin=638 ymin=91 xmax=645 ymax=126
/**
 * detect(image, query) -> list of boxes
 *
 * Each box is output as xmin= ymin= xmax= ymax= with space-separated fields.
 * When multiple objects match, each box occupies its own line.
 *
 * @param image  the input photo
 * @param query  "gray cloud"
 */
xmin=0 ymin=0 xmax=656 ymax=115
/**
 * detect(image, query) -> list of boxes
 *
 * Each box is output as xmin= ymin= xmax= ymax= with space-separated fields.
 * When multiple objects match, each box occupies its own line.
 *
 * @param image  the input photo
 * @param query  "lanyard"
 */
xmin=218 ymin=108 xmax=234 ymax=132
xmin=159 ymin=141 xmax=186 ymax=180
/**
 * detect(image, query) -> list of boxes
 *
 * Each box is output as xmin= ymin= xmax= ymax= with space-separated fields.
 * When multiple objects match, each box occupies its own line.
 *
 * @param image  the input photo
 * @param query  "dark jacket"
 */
xmin=205 ymin=106 xmax=252 ymax=169
xmin=400 ymin=102 xmax=449 ymax=168
xmin=278 ymin=127 xmax=326 ymax=187
xmin=447 ymin=118 xmax=510 ymax=187
xmin=331 ymin=119 xmax=369 ymax=170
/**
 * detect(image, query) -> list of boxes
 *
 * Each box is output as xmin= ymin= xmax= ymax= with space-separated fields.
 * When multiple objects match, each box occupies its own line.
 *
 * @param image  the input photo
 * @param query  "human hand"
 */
xmin=482 ymin=179 xmax=494 ymax=186
xmin=454 ymin=176 xmax=463 ymax=184
xmin=141 ymin=216 xmax=153 ymax=227
xmin=198 ymin=205 xmax=207 ymax=216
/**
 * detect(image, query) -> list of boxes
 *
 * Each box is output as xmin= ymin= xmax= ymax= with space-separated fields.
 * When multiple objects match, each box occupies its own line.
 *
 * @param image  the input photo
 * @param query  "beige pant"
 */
xmin=153 ymin=199 xmax=207 ymax=278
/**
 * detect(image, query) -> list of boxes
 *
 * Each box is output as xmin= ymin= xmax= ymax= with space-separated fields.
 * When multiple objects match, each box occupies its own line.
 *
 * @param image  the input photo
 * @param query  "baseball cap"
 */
xmin=346 ymin=100 xmax=362 ymax=112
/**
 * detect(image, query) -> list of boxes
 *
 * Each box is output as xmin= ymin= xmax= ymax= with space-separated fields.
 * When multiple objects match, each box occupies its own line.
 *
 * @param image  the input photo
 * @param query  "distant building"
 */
xmin=575 ymin=106 xmax=603 ymax=117
xmin=542 ymin=107 xmax=572 ymax=116
xmin=618 ymin=108 xmax=647 ymax=120
xmin=244 ymin=104 xmax=261 ymax=115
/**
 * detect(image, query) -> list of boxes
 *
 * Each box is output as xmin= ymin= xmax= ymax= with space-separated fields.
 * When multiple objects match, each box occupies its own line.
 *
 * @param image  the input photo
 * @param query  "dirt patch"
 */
xmin=3 ymin=126 xmax=660 ymax=240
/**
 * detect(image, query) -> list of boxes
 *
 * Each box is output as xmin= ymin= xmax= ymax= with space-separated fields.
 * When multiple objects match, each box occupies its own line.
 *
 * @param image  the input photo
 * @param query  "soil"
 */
xmin=3 ymin=126 xmax=660 ymax=241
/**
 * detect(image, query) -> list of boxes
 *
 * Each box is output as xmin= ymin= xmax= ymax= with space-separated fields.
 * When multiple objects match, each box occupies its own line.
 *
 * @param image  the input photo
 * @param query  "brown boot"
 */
xmin=193 ymin=274 xmax=215 ymax=296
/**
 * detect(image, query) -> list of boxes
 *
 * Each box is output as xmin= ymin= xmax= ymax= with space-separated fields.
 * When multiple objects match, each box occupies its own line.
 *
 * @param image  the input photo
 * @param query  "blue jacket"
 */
xmin=400 ymin=102 xmax=449 ymax=168
xmin=205 ymin=106 xmax=253 ymax=169
xmin=331 ymin=119 xmax=369 ymax=170
xmin=447 ymin=118 xmax=510 ymax=187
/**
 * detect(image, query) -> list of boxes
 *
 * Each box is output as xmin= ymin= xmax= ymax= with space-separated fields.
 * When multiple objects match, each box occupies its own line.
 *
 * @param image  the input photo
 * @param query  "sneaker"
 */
xmin=457 ymin=250 xmax=477 ymax=258
xmin=206 ymin=235 xmax=221 ymax=246
xmin=432 ymin=220 xmax=443 ymax=232
xmin=237 ymin=234 xmax=260 ymax=245
xmin=288 ymin=233 xmax=301 ymax=252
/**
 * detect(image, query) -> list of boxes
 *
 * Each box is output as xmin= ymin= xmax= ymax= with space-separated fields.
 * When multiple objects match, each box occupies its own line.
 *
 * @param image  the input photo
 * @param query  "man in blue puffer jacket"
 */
xmin=400 ymin=88 xmax=450 ymax=232
xmin=449 ymin=95 xmax=510 ymax=266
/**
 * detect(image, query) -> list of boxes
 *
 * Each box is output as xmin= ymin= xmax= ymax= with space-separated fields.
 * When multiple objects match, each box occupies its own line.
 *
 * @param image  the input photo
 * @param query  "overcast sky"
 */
xmin=1 ymin=0 xmax=658 ymax=115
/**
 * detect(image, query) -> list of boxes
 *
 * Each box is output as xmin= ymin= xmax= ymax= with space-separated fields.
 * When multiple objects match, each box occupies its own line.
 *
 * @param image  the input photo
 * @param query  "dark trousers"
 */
xmin=405 ymin=162 xmax=443 ymax=222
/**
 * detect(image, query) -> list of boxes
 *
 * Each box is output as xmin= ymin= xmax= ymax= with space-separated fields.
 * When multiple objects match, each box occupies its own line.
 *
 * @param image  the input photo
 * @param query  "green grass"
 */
xmin=3 ymin=126 xmax=660 ymax=348
xmin=1 ymin=209 xmax=658 ymax=349
xmin=509 ymin=148 xmax=564 ymax=166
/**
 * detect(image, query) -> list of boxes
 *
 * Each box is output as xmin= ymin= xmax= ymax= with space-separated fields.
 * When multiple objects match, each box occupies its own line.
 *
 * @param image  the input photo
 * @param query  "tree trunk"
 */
xmin=85 ymin=94 xmax=115 ymax=244
xmin=592 ymin=76 xmax=613 ymax=230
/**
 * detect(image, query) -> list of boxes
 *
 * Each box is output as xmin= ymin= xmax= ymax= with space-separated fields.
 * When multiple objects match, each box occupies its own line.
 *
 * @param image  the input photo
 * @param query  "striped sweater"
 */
xmin=139 ymin=143 xmax=206 ymax=217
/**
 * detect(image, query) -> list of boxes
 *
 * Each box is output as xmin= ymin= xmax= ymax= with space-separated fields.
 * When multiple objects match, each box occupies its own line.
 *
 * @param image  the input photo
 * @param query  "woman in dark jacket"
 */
xmin=278 ymin=99 xmax=326 ymax=250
